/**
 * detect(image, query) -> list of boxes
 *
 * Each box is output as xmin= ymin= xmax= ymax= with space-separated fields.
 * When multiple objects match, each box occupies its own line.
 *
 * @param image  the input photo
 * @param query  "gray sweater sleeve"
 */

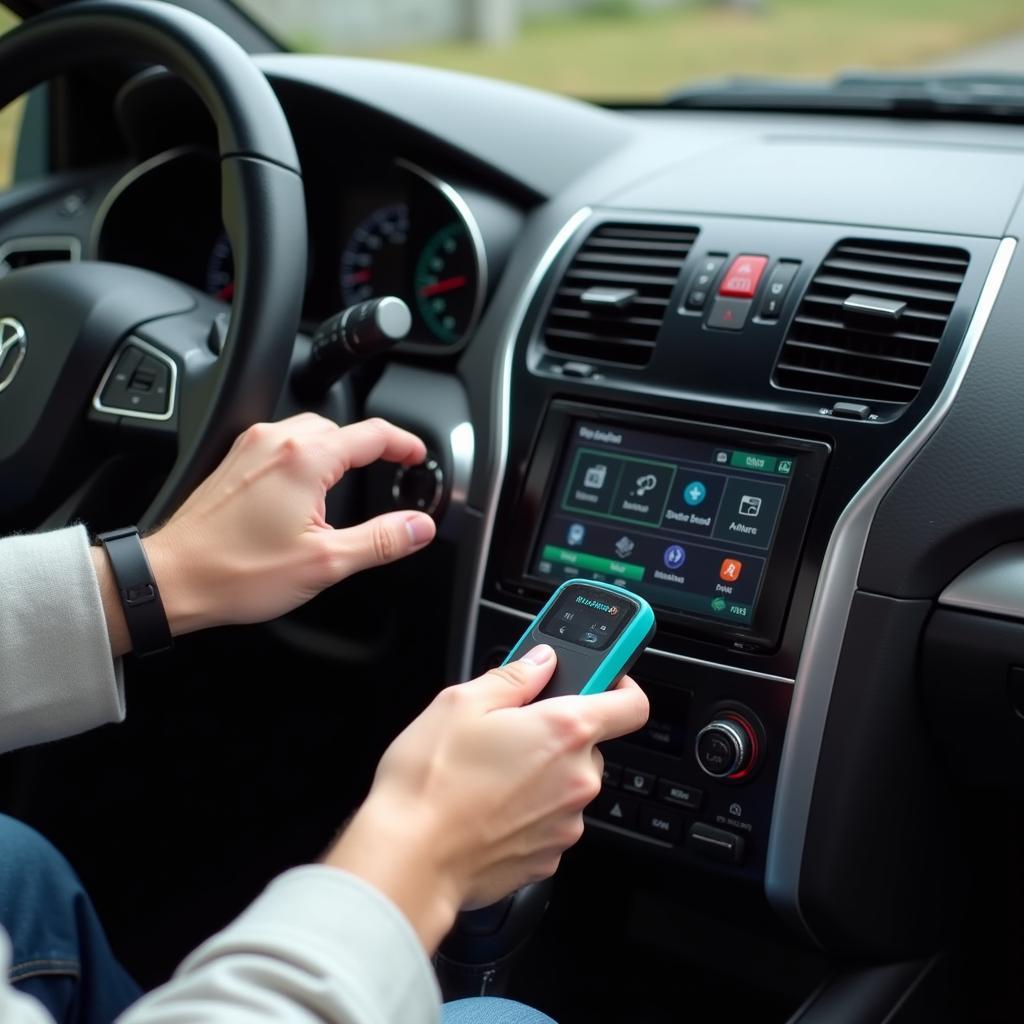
xmin=118 ymin=867 xmax=441 ymax=1024
xmin=0 ymin=526 xmax=442 ymax=1024
xmin=0 ymin=524 xmax=125 ymax=753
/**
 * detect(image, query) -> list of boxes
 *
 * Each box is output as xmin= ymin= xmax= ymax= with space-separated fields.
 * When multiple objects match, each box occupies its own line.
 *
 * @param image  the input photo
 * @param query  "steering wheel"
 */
xmin=0 ymin=0 xmax=306 ymax=532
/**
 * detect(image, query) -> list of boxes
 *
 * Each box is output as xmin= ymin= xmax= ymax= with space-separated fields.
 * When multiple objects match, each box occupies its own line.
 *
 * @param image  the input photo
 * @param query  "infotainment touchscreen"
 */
xmin=528 ymin=419 xmax=805 ymax=631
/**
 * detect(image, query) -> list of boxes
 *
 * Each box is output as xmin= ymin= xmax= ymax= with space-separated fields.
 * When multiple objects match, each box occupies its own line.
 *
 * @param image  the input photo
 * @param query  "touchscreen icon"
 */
xmin=663 ymin=544 xmax=686 ymax=570
xmin=567 ymin=522 xmax=586 ymax=547
xmin=720 ymin=558 xmax=743 ymax=582
xmin=632 ymin=473 xmax=658 ymax=498
xmin=739 ymin=495 xmax=762 ymax=518
xmin=614 ymin=535 xmax=635 ymax=559
xmin=583 ymin=464 xmax=608 ymax=489
xmin=683 ymin=481 xmax=706 ymax=506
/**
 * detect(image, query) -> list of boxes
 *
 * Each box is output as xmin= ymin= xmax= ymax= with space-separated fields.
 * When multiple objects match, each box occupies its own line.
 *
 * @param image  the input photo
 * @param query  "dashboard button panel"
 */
xmin=658 ymin=779 xmax=703 ymax=810
xmin=638 ymin=803 xmax=684 ymax=843
xmin=758 ymin=261 xmax=800 ymax=319
xmin=683 ymin=253 xmax=727 ymax=310
xmin=719 ymin=254 xmax=768 ymax=298
xmin=622 ymin=767 xmax=656 ymax=796
xmin=706 ymin=297 xmax=752 ymax=330
xmin=688 ymin=822 xmax=747 ymax=864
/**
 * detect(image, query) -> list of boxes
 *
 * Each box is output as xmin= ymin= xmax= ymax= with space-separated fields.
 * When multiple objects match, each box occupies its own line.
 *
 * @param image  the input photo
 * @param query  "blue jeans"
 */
xmin=0 ymin=814 xmax=141 ymax=1023
xmin=0 ymin=814 xmax=554 ymax=1024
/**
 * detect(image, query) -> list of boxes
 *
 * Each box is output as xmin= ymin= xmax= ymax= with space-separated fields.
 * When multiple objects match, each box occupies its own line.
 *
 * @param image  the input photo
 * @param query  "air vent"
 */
xmin=541 ymin=222 xmax=697 ymax=367
xmin=0 ymin=236 xmax=80 ymax=276
xmin=773 ymin=239 xmax=969 ymax=405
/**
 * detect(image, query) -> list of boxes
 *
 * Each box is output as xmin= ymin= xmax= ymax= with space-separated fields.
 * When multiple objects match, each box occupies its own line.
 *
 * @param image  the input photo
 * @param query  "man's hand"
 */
xmin=93 ymin=415 xmax=435 ymax=653
xmin=324 ymin=645 xmax=650 ymax=952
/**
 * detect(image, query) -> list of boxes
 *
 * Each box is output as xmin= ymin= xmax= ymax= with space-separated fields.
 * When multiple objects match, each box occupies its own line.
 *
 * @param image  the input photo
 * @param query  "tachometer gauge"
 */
xmin=413 ymin=220 xmax=478 ymax=346
xmin=339 ymin=203 xmax=409 ymax=306
xmin=205 ymin=230 xmax=235 ymax=302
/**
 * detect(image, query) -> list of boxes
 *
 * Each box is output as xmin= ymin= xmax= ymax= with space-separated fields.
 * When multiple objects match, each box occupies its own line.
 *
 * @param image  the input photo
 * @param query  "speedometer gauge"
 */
xmin=339 ymin=203 xmax=409 ymax=307
xmin=413 ymin=221 xmax=477 ymax=346
xmin=335 ymin=163 xmax=486 ymax=350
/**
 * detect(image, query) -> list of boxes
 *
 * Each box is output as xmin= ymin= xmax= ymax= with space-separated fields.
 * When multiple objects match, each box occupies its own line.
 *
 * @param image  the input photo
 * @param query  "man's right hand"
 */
xmin=324 ymin=645 xmax=649 ymax=952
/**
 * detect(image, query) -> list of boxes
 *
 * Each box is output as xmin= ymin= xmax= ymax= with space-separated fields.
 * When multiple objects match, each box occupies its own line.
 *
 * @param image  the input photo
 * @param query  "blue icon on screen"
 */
xmin=683 ymin=481 xmax=707 ymax=506
xmin=663 ymin=544 xmax=686 ymax=570
xmin=567 ymin=522 xmax=586 ymax=547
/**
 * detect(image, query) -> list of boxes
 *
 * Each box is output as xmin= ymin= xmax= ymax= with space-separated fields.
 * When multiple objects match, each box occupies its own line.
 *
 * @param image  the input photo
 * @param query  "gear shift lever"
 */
xmin=435 ymin=879 xmax=554 ymax=1000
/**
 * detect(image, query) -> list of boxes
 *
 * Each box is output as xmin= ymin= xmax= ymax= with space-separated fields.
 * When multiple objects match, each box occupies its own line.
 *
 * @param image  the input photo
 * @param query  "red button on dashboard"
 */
xmin=719 ymin=255 xmax=768 ymax=298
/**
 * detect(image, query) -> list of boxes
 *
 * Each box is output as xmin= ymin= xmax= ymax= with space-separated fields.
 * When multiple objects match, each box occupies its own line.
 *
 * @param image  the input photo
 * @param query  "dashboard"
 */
xmin=4 ymin=48 xmax=1024 ymax=1013
xmin=91 ymin=144 xmax=515 ymax=352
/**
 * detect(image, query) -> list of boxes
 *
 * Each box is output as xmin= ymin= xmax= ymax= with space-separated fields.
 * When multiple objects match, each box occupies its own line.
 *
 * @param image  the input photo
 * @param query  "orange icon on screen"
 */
xmin=720 ymin=558 xmax=743 ymax=582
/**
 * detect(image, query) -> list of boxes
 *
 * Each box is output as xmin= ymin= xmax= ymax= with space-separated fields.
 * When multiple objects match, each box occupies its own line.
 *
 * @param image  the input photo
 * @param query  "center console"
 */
xmin=459 ymin=204 xmax=1003 ymax=922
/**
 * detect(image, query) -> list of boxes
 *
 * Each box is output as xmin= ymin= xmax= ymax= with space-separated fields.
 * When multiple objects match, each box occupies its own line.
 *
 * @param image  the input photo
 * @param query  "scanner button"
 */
xmin=621 ymin=768 xmax=655 ymax=796
xmin=638 ymin=803 xmax=683 ymax=844
xmin=587 ymin=791 xmax=638 ymax=830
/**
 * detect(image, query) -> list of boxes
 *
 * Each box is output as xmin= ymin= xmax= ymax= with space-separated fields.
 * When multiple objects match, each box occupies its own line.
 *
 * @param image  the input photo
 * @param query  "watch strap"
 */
xmin=96 ymin=526 xmax=173 ymax=657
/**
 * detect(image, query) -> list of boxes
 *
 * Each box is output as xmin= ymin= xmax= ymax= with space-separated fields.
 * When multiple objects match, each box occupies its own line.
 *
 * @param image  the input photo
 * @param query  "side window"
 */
xmin=0 ymin=8 xmax=22 ymax=189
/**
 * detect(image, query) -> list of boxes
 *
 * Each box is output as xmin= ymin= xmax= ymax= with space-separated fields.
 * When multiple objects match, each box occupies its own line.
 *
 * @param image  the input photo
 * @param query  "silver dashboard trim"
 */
xmin=765 ymin=235 xmax=1017 ymax=942
xmin=395 ymin=158 xmax=488 ymax=352
xmin=938 ymin=542 xmax=1024 ymax=620
xmin=458 ymin=206 xmax=593 ymax=680
xmin=449 ymin=420 xmax=475 ymax=510
xmin=92 ymin=335 xmax=178 ymax=423
xmin=478 ymin=598 xmax=795 ymax=684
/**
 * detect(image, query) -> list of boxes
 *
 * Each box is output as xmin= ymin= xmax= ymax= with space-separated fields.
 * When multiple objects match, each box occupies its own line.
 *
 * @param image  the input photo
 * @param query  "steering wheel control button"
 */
xmin=758 ymin=261 xmax=800 ymax=319
xmin=719 ymin=254 xmax=768 ymax=298
xmin=687 ymin=823 xmax=746 ymax=865
xmin=682 ymin=254 xmax=726 ymax=311
xmin=706 ymin=297 xmax=752 ymax=331
xmin=96 ymin=340 xmax=175 ymax=420
xmin=658 ymin=779 xmax=703 ymax=810
xmin=831 ymin=401 xmax=872 ymax=420
xmin=621 ymin=768 xmax=656 ymax=796
xmin=638 ymin=804 xmax=683 ymax=843
xmin=601 ymin=761 xmax=623 ymax=788
xmin=392 ymin=457 xmax=444 ymax=516
xmin=695 ymin=719 xmax=751 ymax=778
xmin=588 ymin=791 xmax=639 ymax=830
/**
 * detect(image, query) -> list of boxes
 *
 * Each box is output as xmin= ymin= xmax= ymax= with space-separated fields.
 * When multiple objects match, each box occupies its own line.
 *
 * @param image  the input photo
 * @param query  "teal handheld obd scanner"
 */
xmin=504 ymin=578 xmax=656 ymax=700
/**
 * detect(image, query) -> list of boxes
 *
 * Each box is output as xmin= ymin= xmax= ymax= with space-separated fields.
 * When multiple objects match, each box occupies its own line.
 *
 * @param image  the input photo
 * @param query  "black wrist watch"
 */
xmin=96 ymin=526 xmax=173 ymax=657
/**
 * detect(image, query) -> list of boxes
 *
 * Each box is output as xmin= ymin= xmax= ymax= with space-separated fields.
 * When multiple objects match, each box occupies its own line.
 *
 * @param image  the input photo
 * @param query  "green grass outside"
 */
xmin=2 ymin=0 xmax=1023 ymax=188
xmin=366 ymin=0 xmax=1024 ymax=100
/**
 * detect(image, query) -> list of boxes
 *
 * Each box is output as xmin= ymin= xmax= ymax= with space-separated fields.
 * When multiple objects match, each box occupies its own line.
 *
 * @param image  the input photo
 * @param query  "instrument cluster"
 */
xmin=94 ymin=149 xmax=488 ymax=350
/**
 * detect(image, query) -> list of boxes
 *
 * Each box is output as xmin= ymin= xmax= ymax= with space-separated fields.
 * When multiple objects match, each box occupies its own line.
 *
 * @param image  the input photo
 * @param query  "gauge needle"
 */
xmin=420 ymin=275 xmax=468 ymax=298
xmin=216 ymin=282 xmax=235 ymax=301
xmin=344 ymin=270 xmax=372 ymax=285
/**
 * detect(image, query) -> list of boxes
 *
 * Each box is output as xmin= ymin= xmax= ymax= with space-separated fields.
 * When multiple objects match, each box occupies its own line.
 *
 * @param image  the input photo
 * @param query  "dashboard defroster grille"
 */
xmin=773 ymin=239 xmax=969 ymax=406
xmin=541 ymin=222 xmax=697 ymax=367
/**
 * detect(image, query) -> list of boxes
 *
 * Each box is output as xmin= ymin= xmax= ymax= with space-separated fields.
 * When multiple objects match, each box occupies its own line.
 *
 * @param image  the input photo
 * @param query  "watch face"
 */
xmin=539 ymin=585 xmax=637 ymax=651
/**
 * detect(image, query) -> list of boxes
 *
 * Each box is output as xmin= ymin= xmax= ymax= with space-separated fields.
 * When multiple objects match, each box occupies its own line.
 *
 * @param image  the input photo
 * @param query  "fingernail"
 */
xmin=404 ymin=513 xmax=434 ymax=546
xmin=521 ymin=644 xmax=554 ymax=666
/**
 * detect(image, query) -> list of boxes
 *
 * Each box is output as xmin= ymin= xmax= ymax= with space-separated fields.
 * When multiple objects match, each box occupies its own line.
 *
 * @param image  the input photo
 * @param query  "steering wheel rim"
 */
xmin=0 ymin=0 xmax=307 ymax=529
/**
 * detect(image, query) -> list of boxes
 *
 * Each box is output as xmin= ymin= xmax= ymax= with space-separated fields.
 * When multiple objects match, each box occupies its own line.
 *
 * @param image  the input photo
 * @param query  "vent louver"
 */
xmin=541 ymin=222 xmax=697 ymax=367
xmin=773 ymin=239 xmax=969 ymax=406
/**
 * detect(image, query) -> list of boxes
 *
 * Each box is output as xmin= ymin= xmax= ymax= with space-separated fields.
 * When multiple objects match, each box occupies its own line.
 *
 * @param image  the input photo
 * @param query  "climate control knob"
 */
xmin=695 ymin=717 xmax=756 ymax=779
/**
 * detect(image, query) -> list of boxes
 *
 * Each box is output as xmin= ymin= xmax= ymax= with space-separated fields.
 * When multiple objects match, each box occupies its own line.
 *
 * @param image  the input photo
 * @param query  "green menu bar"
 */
xmin=541 ymin=545 xmax=645 ymax=582
xmin=729 ymin=450 xmax=778 ymax=473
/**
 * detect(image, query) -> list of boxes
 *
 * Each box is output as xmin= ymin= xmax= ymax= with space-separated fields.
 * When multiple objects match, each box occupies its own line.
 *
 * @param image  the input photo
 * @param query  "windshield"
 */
xmin=235 ymin=0 xmax=1023 ymax=104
